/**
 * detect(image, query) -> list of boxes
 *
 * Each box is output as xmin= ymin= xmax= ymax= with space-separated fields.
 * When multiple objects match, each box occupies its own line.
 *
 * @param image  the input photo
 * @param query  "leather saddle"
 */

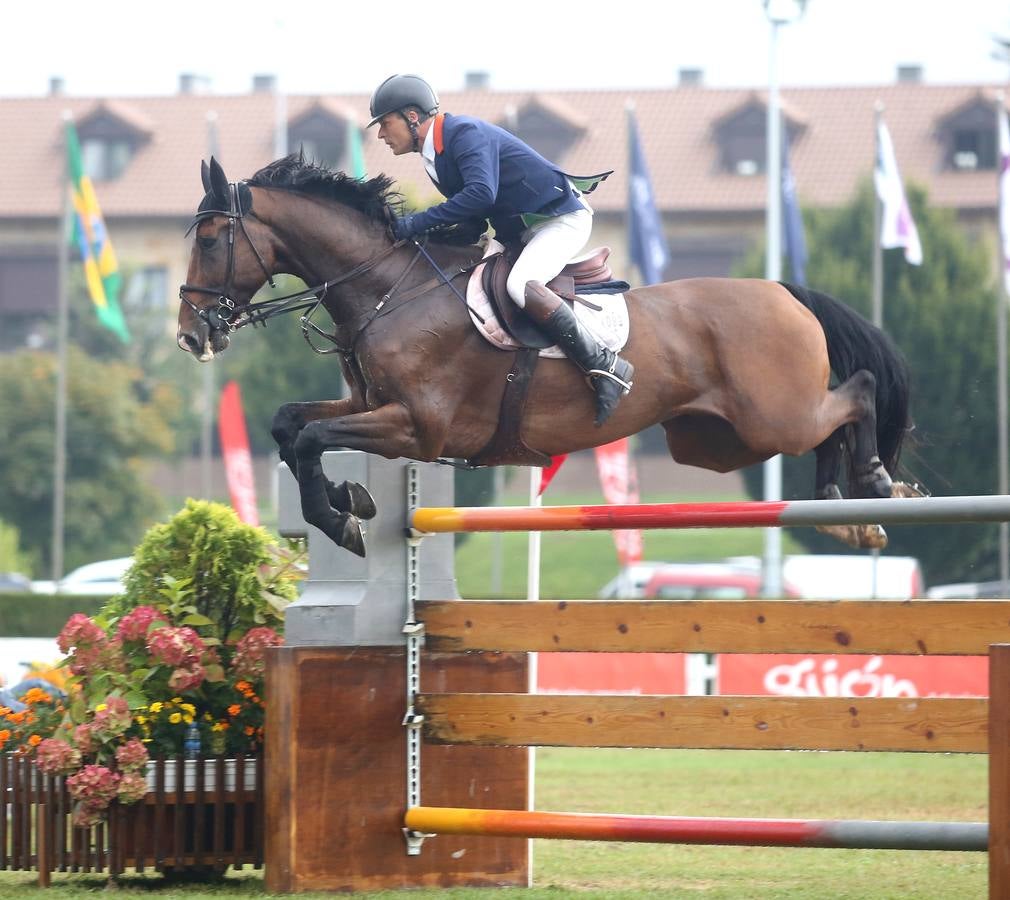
xmin=482 ymin=245 xmax=615 ymax=349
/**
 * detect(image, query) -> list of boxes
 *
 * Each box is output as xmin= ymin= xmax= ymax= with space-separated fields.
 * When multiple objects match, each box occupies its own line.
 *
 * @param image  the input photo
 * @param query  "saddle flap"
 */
xmin=483 ymin=249 xmax=553 ymax=350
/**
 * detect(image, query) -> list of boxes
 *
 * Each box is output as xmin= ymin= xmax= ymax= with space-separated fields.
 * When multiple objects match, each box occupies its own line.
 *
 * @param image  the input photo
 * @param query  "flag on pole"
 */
xmin=594 ymin=439 xmax=643 ymax=567
xmin=64 ymin=120 xmax=129 ymax=342
xmin=781 ymin=132 xmax=808 ymax=285
xmin=348 ymin=117 xmax=366 ymax=180
xmin=874 ymin=118 xmax=923 ymax=266
xmin=627 ymin=105 xmax=670 ymax=285
xmin=218 ymin=380 xmax=259 ymax=526
xmin=998 ymin=102 xmax=1010 ymax=294
xmin=538 ymin=455 xmax=568 ymax=496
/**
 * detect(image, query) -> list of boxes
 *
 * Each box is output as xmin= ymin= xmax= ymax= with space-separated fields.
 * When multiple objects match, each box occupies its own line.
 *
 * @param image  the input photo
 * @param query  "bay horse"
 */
xmin=178 ymin=155 xmax=912 ymax=557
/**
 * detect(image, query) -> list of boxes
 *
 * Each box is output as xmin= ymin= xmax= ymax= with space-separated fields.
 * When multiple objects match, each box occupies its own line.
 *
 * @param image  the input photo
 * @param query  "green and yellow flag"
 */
xmin=347 ymin=116 xmax=366 ymax=180
xmin=65 ymin=121 xmax=129 ymax=342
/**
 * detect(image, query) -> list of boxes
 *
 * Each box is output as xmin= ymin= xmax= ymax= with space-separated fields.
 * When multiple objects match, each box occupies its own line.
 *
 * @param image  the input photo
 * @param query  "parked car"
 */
xmin=31 ymin=557 xmax=132 ymax=596
xmin=597 ymin=562 xmax=681 ymax=599
xmin=926 ymin=581 xmax=1009 ymax=599
xmin=642 ymin=562 xmax=802 ymax=600
xmin=0 ymin=572 xmax=31 ymax=593
xmin=727 ymin=554 xmax=925 ymax=599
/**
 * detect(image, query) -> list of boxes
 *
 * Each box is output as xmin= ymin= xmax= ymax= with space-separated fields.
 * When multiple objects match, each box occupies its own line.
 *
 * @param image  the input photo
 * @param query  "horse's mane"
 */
xmin=248 ymin=153 xmax=399 ymax=229
xmin=247 ymin=153 xmax=482 ymax=247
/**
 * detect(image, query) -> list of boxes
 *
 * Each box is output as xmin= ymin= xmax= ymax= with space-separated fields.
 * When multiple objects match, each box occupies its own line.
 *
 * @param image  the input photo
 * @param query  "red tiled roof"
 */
xmin=0 ymin=82 xmax=1002 ymax=220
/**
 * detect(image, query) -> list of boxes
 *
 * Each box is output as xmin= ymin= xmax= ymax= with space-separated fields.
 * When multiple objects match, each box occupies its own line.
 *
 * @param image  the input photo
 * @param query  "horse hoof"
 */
xmin=815 ymin=523 xmax=888 ymax=550
xmin=891 ymin=481 xmax=928 ymax=499
xmin=329 ymin=480 xmax=377 ymax=519
xmin=856 ymin=460 xmax=892 ymax=499
xmin=340 ymin=515 xmax=366 ymax=557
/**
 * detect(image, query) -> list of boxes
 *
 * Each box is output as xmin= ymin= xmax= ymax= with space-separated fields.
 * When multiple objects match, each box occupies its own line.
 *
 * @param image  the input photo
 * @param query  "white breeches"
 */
xmin=505 ymin=206 xmax=593 ymax=308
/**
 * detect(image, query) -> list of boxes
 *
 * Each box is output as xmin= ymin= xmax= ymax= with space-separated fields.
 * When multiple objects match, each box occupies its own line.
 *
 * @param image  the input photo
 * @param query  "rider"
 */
xmin=368 ymin=73 xmax=634 ymax=427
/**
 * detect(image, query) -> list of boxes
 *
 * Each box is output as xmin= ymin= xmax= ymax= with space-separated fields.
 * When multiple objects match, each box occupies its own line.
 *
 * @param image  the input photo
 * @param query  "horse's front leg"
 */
xmin=293 ymin=402 xmax=441 ymax=555
xmin=271 ymin=400 xmax=376 ymax=520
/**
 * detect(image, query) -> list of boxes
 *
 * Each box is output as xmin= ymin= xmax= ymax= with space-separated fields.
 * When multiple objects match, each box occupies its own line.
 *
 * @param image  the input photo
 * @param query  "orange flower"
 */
xmin=22 ymin=688 xmax=52 ymax=705
xmin=27 ymin=734 xmax=41 ymax=747
xmin=244 ymin=726 xmax=254 ymax=736
xmin=235 ymin=681 xmax=252 ymax=694
xmin=227 ymin=704 xmax=241 ymax=717
xmin=7 ymin=712 xmax=25 ymax=725
xmin=0 ymin=730 xmax=11 ymax=745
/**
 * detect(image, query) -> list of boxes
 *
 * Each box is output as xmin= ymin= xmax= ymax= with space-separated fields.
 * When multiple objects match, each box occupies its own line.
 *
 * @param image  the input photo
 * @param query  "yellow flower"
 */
xmin=181 ymin=703 xmax=196 ymax=716
xmin=136 ymin=715 xmax=147 ymax=725
xmin=171 ymin=697 xmax=182 ymax=704
xmin=95 ymin=703 xmax=107 ymax=712
xmin=169 ymin=712 xmax=182 ymax=724
xmin=149 ymin=702 xmax=163 ymax=714
xmin=183 ymin=715 xmax=194 ymax=724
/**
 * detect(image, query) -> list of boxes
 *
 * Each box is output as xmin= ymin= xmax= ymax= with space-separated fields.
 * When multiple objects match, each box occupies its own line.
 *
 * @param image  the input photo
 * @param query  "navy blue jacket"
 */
xmin=405 ymin=114 xmax=610 ymax=241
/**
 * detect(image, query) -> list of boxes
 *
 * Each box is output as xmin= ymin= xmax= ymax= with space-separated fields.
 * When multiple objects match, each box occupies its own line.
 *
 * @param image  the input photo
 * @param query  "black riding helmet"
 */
xmin=367 ymin=74 xmax=439 ymax=127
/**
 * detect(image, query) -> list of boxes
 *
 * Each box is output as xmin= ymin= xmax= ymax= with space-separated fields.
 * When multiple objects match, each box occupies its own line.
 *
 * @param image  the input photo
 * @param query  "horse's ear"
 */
xmin=200 ymin=160 xmax=212 ymax=194
xmin=208 ymin=156 xmax=229 ymax=203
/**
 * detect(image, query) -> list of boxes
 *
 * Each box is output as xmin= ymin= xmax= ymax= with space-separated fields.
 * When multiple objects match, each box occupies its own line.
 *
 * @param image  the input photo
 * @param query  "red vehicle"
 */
xmin=641 ymin=563 xmax=802 ymax=600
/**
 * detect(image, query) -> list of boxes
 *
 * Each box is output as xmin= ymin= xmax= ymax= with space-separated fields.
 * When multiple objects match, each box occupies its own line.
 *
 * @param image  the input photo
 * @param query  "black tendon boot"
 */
xmin=524 ymin=281 xmax=634 ymax=426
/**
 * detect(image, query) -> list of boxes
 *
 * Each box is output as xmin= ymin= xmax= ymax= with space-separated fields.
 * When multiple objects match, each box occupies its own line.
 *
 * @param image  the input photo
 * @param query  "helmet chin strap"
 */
xmin=401 ymin=110 xmax=421 ymax=152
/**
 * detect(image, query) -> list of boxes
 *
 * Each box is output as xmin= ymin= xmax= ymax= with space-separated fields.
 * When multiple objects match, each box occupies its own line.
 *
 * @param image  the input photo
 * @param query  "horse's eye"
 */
xmin=197 ymin=236 xmax=217 ymax=251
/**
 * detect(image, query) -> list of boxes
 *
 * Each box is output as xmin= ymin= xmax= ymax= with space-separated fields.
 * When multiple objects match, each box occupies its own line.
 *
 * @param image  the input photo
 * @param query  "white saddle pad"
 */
xmin=465 ymin=239 xmax=630 ymax=359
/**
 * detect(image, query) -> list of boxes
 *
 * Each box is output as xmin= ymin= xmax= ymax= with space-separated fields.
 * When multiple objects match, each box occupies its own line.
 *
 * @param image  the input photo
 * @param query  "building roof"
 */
xmin=0 ymin=81 xmax=1004 ymax=220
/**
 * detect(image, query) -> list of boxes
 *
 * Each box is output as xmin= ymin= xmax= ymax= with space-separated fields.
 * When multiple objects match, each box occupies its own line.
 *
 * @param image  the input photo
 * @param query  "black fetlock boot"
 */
xmin=524 ymin=280 xmax=634 ymax=426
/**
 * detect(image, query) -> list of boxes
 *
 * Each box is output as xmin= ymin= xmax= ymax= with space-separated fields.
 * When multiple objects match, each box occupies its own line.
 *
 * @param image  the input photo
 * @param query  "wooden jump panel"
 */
xmin=417 ymin=599 xmax=1010 ymax=655
xmin=416 ymin=693 xmax=988 ymax=753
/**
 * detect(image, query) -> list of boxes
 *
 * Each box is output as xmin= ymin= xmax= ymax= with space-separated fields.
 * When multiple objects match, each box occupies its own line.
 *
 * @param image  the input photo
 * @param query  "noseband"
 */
xmin=179 ymin=182 xmax=277 ymax=337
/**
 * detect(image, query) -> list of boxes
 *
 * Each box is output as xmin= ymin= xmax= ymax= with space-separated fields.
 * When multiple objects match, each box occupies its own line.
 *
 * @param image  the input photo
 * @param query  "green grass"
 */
xmin=456 ymin=490 xmax=804 ymax=598
xmin=0 ymin=748 xmax=986 ymax=898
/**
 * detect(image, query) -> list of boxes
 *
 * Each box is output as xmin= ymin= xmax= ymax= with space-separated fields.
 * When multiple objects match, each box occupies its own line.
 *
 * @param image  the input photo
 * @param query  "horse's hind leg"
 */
xmin=836 ymin=370 xmax=893 ymax=499
xmin=813 ymin=426 xmax=887 ymax=549
xmin=271 ymin=401 xmax=376 ymax=520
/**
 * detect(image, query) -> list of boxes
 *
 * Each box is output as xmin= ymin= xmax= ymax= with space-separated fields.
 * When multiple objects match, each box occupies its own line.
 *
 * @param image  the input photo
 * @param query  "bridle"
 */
xmin=179 ymin=179 xmax=486 ymax=355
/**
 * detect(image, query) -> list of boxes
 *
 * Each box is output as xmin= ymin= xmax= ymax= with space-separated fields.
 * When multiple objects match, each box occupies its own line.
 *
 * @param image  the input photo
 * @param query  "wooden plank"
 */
xmin=416 ymin=693 xmax=988 ymax=753
xmin=990 ymin=645 xmax=1010 ymax=897
xmin=418 ymin=599 xmax=1010 ymax=655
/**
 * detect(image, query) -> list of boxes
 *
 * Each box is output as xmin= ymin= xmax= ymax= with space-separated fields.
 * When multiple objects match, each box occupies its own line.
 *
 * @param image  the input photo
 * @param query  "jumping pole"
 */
xmin=410 ymin=494 xmax=1010 ymax=533
xmin=405 ymin=807 xmax=987 ymax=851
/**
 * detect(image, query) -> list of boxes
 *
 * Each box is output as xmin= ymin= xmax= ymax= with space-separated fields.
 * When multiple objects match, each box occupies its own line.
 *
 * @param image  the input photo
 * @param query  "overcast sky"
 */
xmin=4 ymin=0 xmax=1009 ymax=99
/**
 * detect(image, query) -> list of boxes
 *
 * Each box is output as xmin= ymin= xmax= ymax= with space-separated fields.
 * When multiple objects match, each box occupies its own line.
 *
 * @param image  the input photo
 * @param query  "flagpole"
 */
xmin=872 ymin=102 xmax=884 ymax=330
xmin=201 ymin=110 xmax=220 ymax=499
xmin=51 ymin=111 xmax=73 ymax=586
xmin=762 ymin=6 xmax=785 ymax=599
xmin=995 ymin=93 xmax=1009 ymax=592
xmin=870 ymin=101 xmax=885 ymax=600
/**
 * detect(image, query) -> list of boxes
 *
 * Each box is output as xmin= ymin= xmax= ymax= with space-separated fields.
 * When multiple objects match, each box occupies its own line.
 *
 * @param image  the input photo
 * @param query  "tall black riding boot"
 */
xmin=524 ymin=280 xmax=634 ymax=427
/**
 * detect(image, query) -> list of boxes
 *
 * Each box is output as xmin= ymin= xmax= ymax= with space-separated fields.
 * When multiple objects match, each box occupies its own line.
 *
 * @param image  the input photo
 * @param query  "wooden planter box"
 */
xmin=0 ymin=752 xmax=264 ymax=884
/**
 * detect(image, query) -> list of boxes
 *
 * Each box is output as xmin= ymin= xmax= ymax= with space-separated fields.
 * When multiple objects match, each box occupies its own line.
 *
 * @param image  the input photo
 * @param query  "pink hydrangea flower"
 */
xmin=114 ymin=738 xmax=149 ymax=773
xmin=116 ymin=771 xmax=148 ymax=805
xmin=91 ymin=695 xmax=132 ymax=740
xmin=147 ymin=626 xmax=206 ymax=668
xmin=57 ymin=613 xmax=106 ymax=654
xmin=116 ymin=605 xmax=169 ymax=643
xmin=72 ymin=801 xmax=106 ymax=829
xmin=232 ymin=627 xmax=283 ymax=679
xmin=168 ymin=664 xmax=205 ymax=693
xmin=35 ymin=738 xmax=82 ymax=775
xmin=74 ymin=723 xmax=96 ymax=754
xmin=67 ymin=764 xmax=121 ymax=807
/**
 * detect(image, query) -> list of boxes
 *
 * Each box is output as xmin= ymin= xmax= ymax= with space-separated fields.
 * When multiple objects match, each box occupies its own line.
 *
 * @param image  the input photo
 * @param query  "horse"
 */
xmin=178 ymin=155 xmax=913 ymax=558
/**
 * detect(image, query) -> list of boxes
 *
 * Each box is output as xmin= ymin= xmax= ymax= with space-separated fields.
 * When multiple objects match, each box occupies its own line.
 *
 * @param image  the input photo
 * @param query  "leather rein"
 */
xmin=179 ymin=180 xmax=484 ymax=356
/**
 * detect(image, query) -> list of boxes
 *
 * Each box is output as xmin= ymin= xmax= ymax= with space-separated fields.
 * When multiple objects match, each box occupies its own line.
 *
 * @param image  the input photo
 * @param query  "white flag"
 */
xmin=874 ymin=119 xmax=923 ymax=265
xmin=998 ymin=104 xmax=1010 ymax=294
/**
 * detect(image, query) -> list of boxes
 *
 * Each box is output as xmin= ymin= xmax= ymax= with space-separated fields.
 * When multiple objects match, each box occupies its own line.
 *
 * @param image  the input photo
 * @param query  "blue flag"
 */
xmin=781 ymin=132 xmax=808 ymax=286
xmin=627 ymin=108 xmax=670 ymax=286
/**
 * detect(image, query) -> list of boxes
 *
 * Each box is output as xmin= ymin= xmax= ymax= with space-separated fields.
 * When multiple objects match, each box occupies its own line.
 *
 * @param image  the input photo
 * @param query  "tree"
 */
xmin=0 ymin=348 xmax=178 ymax=574
xmin=736 ymin=179 xmax=1002 ymax=585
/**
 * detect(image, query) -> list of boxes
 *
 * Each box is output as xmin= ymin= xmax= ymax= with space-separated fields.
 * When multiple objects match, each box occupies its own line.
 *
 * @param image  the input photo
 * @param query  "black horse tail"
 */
xmin=779 ymin=282 xmax=911 ymax=479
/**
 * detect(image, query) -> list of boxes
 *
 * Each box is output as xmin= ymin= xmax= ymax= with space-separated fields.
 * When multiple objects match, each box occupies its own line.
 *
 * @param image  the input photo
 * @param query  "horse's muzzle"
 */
xmin=177 ymin=323 xmax=230 ymax=360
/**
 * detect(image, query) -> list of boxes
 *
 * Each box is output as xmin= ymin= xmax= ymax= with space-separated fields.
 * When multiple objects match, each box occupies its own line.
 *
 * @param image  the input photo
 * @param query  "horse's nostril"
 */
xmin=179 ymin=331 xmax=201 ymax=353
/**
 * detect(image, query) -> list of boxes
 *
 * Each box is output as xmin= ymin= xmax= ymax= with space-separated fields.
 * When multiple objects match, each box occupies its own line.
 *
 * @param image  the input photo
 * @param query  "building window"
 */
xmin=82 ymin=138 xmax=134 ymax=181
xmin=951 ymin=127 xmax=996 ymax=170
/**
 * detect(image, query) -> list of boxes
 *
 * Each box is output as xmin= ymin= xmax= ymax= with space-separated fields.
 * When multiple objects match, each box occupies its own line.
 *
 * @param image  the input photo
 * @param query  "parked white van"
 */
xmin=726 ymin=554 xmax=925 ymax=599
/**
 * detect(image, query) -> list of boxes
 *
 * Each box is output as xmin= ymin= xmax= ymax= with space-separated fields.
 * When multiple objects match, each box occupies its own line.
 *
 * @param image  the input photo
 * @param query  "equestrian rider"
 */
xmin=368 ymin=73 xmax=634 ymax=427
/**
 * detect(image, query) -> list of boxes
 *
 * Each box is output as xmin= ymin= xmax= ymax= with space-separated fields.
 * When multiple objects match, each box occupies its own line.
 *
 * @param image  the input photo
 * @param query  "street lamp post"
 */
xmin=762 ymin=0 xmax=807 ymax=598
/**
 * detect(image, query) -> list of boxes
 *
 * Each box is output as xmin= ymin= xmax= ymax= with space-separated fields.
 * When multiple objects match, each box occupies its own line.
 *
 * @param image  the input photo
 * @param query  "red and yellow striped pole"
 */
xmin=404 ymin=807 xmax=986 ymax=851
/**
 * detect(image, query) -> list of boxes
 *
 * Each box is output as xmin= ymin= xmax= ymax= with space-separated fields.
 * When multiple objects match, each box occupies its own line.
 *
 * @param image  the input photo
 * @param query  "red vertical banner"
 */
xmin=218 ymin=380 xmax=259 ymax=526
xmin=593 ymin=438 xmax=643 ymax=566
